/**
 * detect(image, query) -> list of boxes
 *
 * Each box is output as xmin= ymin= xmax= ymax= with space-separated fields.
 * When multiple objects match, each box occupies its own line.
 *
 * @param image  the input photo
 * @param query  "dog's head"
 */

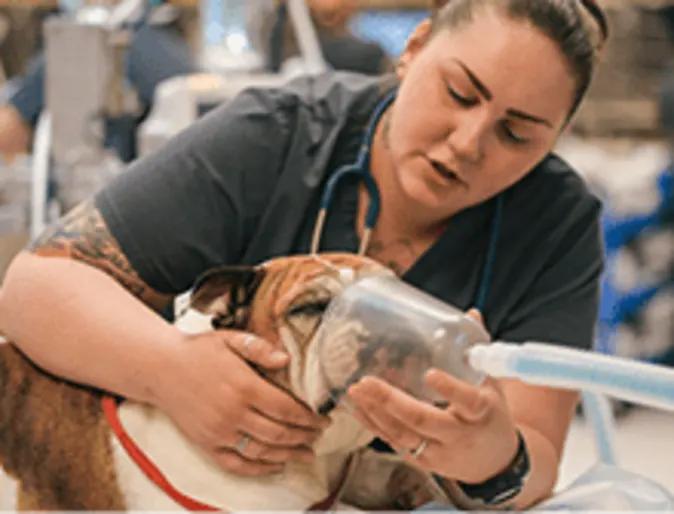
xmin=180 ymin=252 xmax=394 ymax=455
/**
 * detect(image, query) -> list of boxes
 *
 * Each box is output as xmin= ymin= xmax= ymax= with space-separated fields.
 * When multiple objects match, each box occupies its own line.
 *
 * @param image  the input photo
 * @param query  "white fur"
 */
xmin=109 ymin=413 xmax=184 ymax=511
xmin=281 ymin=325 xmax=373 ymax=457
xmin=110 ymin=403 xmax=358 ymax=510
xmin=108 ymin=304 xmax=370 ymax=511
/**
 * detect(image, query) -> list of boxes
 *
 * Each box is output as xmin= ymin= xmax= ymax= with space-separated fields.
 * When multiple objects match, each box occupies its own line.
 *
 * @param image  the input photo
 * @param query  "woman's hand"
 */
xmin=153 ymin=330 xmax=331 ymax=477
xmin=347 ymin=372 xmax=518 ymax=484
xmin=346 ymin=310 xmax=519 ymax=484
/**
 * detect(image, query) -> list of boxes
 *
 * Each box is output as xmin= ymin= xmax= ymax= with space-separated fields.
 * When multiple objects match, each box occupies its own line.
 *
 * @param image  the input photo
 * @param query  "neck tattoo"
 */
xmin=367 ymin=238 xmax=417 ymax=277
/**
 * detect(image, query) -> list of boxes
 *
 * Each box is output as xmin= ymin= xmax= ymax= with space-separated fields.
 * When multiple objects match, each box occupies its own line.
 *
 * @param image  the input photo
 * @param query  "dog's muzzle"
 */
xmin=315 ymin=275 xmax=490 ymax=409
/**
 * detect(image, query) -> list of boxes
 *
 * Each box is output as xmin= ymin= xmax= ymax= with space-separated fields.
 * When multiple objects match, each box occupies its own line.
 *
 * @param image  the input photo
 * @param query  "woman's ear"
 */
xmin=397 ymin=19 xmax=433 ymax=80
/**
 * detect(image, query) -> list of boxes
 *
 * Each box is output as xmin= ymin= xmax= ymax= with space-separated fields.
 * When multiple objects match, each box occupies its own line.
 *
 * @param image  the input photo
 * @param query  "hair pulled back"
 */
xmin=431 ymin=0 xmax=609 ymax=117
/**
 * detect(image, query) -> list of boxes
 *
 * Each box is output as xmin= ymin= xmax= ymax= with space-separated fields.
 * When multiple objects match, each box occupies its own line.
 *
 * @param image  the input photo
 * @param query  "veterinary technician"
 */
xmin=0 ymin=0 xmax=608 ymax=510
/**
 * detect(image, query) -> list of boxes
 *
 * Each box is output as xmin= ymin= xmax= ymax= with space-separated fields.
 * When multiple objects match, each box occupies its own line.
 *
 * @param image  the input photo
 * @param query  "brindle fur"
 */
xmin=0 ymin=202 xmax=163 ymax=509
xmin=0 ymin=344 xmax=126 ymax=509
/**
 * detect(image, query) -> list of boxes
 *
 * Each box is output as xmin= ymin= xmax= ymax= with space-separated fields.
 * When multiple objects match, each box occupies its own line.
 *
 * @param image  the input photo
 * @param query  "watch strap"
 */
xmin=455 ymin=429 xmax=530 ymax=506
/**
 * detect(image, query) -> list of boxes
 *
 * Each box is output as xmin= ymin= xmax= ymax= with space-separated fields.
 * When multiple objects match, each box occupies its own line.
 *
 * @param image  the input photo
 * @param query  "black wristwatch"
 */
xmin=453 ymin=430 xmax=531 ymax=506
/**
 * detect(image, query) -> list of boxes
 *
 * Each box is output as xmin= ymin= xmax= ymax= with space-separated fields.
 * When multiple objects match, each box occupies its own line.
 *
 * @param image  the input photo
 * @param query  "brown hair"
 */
xmin=430 ymin=0 xmax=609 ymax=118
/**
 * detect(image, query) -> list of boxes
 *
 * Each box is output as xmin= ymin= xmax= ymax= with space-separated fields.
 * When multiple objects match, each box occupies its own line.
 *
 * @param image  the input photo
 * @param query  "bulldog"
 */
xmin=0 ymin=253 xmax=450 ymax=511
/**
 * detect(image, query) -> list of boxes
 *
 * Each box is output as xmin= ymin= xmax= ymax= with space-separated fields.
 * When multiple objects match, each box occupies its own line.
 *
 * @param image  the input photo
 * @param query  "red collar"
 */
xmin=102 ymin=396 xmax=354 ymax=511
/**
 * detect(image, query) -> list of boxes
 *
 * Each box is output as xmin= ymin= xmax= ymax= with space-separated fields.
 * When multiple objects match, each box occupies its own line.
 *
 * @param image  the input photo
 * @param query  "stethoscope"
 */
xmin=309 ymin=90 xmax=504 ymax=313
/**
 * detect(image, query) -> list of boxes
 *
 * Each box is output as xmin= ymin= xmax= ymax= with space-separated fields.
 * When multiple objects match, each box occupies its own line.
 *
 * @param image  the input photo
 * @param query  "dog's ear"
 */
xmin=189 ymin=266 xmax=266 ymax=326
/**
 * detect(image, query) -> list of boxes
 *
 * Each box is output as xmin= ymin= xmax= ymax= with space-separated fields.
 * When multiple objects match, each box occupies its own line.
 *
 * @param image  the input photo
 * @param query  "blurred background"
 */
xmin=0 ymin=0 xmax=672 ymax=506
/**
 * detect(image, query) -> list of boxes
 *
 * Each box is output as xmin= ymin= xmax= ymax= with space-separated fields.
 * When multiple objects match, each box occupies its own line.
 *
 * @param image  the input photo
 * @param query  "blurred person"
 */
xmin=0 ymin=5 xmax=196 ymax=162
xmin=0 ymin=0 xmax=389 ymax=162
xmin=264 ymin=0 xmax=392 ymax=75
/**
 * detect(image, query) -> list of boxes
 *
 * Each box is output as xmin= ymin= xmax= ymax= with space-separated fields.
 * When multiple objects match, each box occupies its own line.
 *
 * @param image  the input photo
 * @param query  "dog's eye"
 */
xmin=287 ymin=300 xmax=330 ymax=318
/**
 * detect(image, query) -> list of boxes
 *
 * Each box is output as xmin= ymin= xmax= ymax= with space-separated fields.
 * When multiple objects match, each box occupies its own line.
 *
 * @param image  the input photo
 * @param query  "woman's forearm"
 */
xmin=508 ymin=423 xmax=559 ymax=508
xmin=0 ymin=252 xmax=181 ymax=406
xmin=441 ymin=423 xmax=559 ymax=510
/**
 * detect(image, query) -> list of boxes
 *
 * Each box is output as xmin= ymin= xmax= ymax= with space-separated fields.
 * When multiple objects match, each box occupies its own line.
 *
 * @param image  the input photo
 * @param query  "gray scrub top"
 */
xmin=95 ymin=71 xmax=604 ymax=351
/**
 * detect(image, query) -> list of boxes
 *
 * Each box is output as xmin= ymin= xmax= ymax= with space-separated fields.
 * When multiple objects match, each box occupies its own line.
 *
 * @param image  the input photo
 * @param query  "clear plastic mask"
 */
xmin=316 ymin=275 xmax=490 ymax=414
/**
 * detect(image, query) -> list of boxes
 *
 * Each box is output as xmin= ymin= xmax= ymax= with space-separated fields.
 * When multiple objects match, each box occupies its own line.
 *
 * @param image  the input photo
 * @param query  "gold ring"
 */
xmin=410 ymin=439 xmax=428 ymax=459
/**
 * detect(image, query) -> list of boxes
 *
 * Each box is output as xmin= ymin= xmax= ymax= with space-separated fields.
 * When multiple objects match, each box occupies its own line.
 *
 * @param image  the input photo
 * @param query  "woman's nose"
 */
xmin=446 ymin=113 xmax=488 ymax=164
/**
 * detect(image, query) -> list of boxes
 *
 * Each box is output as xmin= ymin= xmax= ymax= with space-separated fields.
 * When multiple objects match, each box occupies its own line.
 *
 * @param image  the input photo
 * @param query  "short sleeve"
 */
xmin=495 ymin=199 xmax=605 ymax=350
xmin=95 ymin=87 xmax=292 ymax=295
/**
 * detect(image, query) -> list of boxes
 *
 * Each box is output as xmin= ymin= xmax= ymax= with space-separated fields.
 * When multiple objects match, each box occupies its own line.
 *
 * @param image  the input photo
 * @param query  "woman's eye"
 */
xmin=501 ymin=122 xmax=529 ymax=145
xmin=448 ymin=85 xmax=477 ymax=107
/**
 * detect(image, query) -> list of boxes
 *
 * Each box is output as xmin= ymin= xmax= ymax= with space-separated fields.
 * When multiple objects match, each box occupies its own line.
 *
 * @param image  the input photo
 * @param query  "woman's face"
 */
xmin=386 ymin=12 xmax=577 ymax=215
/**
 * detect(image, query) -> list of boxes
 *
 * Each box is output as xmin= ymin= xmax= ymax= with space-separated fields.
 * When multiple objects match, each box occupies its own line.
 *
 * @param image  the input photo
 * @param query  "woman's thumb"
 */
xmin=227 ymin=332 xmax=290 ymax=369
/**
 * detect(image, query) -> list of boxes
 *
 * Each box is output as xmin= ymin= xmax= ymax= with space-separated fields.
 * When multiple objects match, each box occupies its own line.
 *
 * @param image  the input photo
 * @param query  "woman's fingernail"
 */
xmin=348 ymin=383 xmax=362 ymax=395
xmin=270 ymin=351 xmax=288 ymax=363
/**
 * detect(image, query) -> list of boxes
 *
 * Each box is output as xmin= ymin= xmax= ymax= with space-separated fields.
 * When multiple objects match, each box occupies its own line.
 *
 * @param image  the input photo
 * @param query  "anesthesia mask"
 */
xmin=315 ymin=275 xmax=490 ymax=414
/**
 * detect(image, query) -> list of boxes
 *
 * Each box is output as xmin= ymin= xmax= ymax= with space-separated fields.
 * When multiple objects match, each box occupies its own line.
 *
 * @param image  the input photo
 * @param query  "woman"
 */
xmin=263 ymin=0 xmax=391 ymax=75
xmin=0 ymin=0 xmax=608 ymax=510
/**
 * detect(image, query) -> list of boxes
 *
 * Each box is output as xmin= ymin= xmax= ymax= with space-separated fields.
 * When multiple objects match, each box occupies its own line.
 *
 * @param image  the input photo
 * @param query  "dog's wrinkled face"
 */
xmin=187 ymin=253 xmax=393 ymax=454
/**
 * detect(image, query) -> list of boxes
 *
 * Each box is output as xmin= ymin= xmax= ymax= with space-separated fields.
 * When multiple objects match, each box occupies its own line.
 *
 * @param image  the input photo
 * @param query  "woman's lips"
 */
xmin=430 ymin=160 xmax=462 ymax=184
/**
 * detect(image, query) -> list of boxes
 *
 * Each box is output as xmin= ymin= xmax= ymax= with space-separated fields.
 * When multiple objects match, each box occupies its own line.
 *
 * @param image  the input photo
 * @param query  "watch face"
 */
xmin=487 ymin=486 xmax=523 ymax=506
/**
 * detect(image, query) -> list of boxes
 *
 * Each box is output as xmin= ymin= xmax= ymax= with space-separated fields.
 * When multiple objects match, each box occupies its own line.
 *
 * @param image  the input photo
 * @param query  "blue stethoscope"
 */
xmin=310 ymin=90 xmax=504 ymax=312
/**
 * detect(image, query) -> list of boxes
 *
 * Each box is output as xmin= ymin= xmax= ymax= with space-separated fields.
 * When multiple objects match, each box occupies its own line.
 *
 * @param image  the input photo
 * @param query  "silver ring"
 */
xmin=410 ymin=439 xmax=428 ymax=459
xmin=235 ymin=435 xmax=251 ymax=455
xmin=242 ymin=335 xmax=255 ymax=357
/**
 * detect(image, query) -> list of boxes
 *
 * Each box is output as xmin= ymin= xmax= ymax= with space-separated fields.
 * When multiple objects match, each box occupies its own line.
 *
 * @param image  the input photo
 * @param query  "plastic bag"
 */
xmin=414 ymin=464 xmax=674 ymax=514
xmin=534 ymin=463 xmax=674 ymax=511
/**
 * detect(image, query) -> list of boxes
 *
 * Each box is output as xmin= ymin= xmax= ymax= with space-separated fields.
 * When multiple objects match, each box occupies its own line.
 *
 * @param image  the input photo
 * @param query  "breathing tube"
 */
xmin=467 ymin=342 xmax=674 ymax=411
